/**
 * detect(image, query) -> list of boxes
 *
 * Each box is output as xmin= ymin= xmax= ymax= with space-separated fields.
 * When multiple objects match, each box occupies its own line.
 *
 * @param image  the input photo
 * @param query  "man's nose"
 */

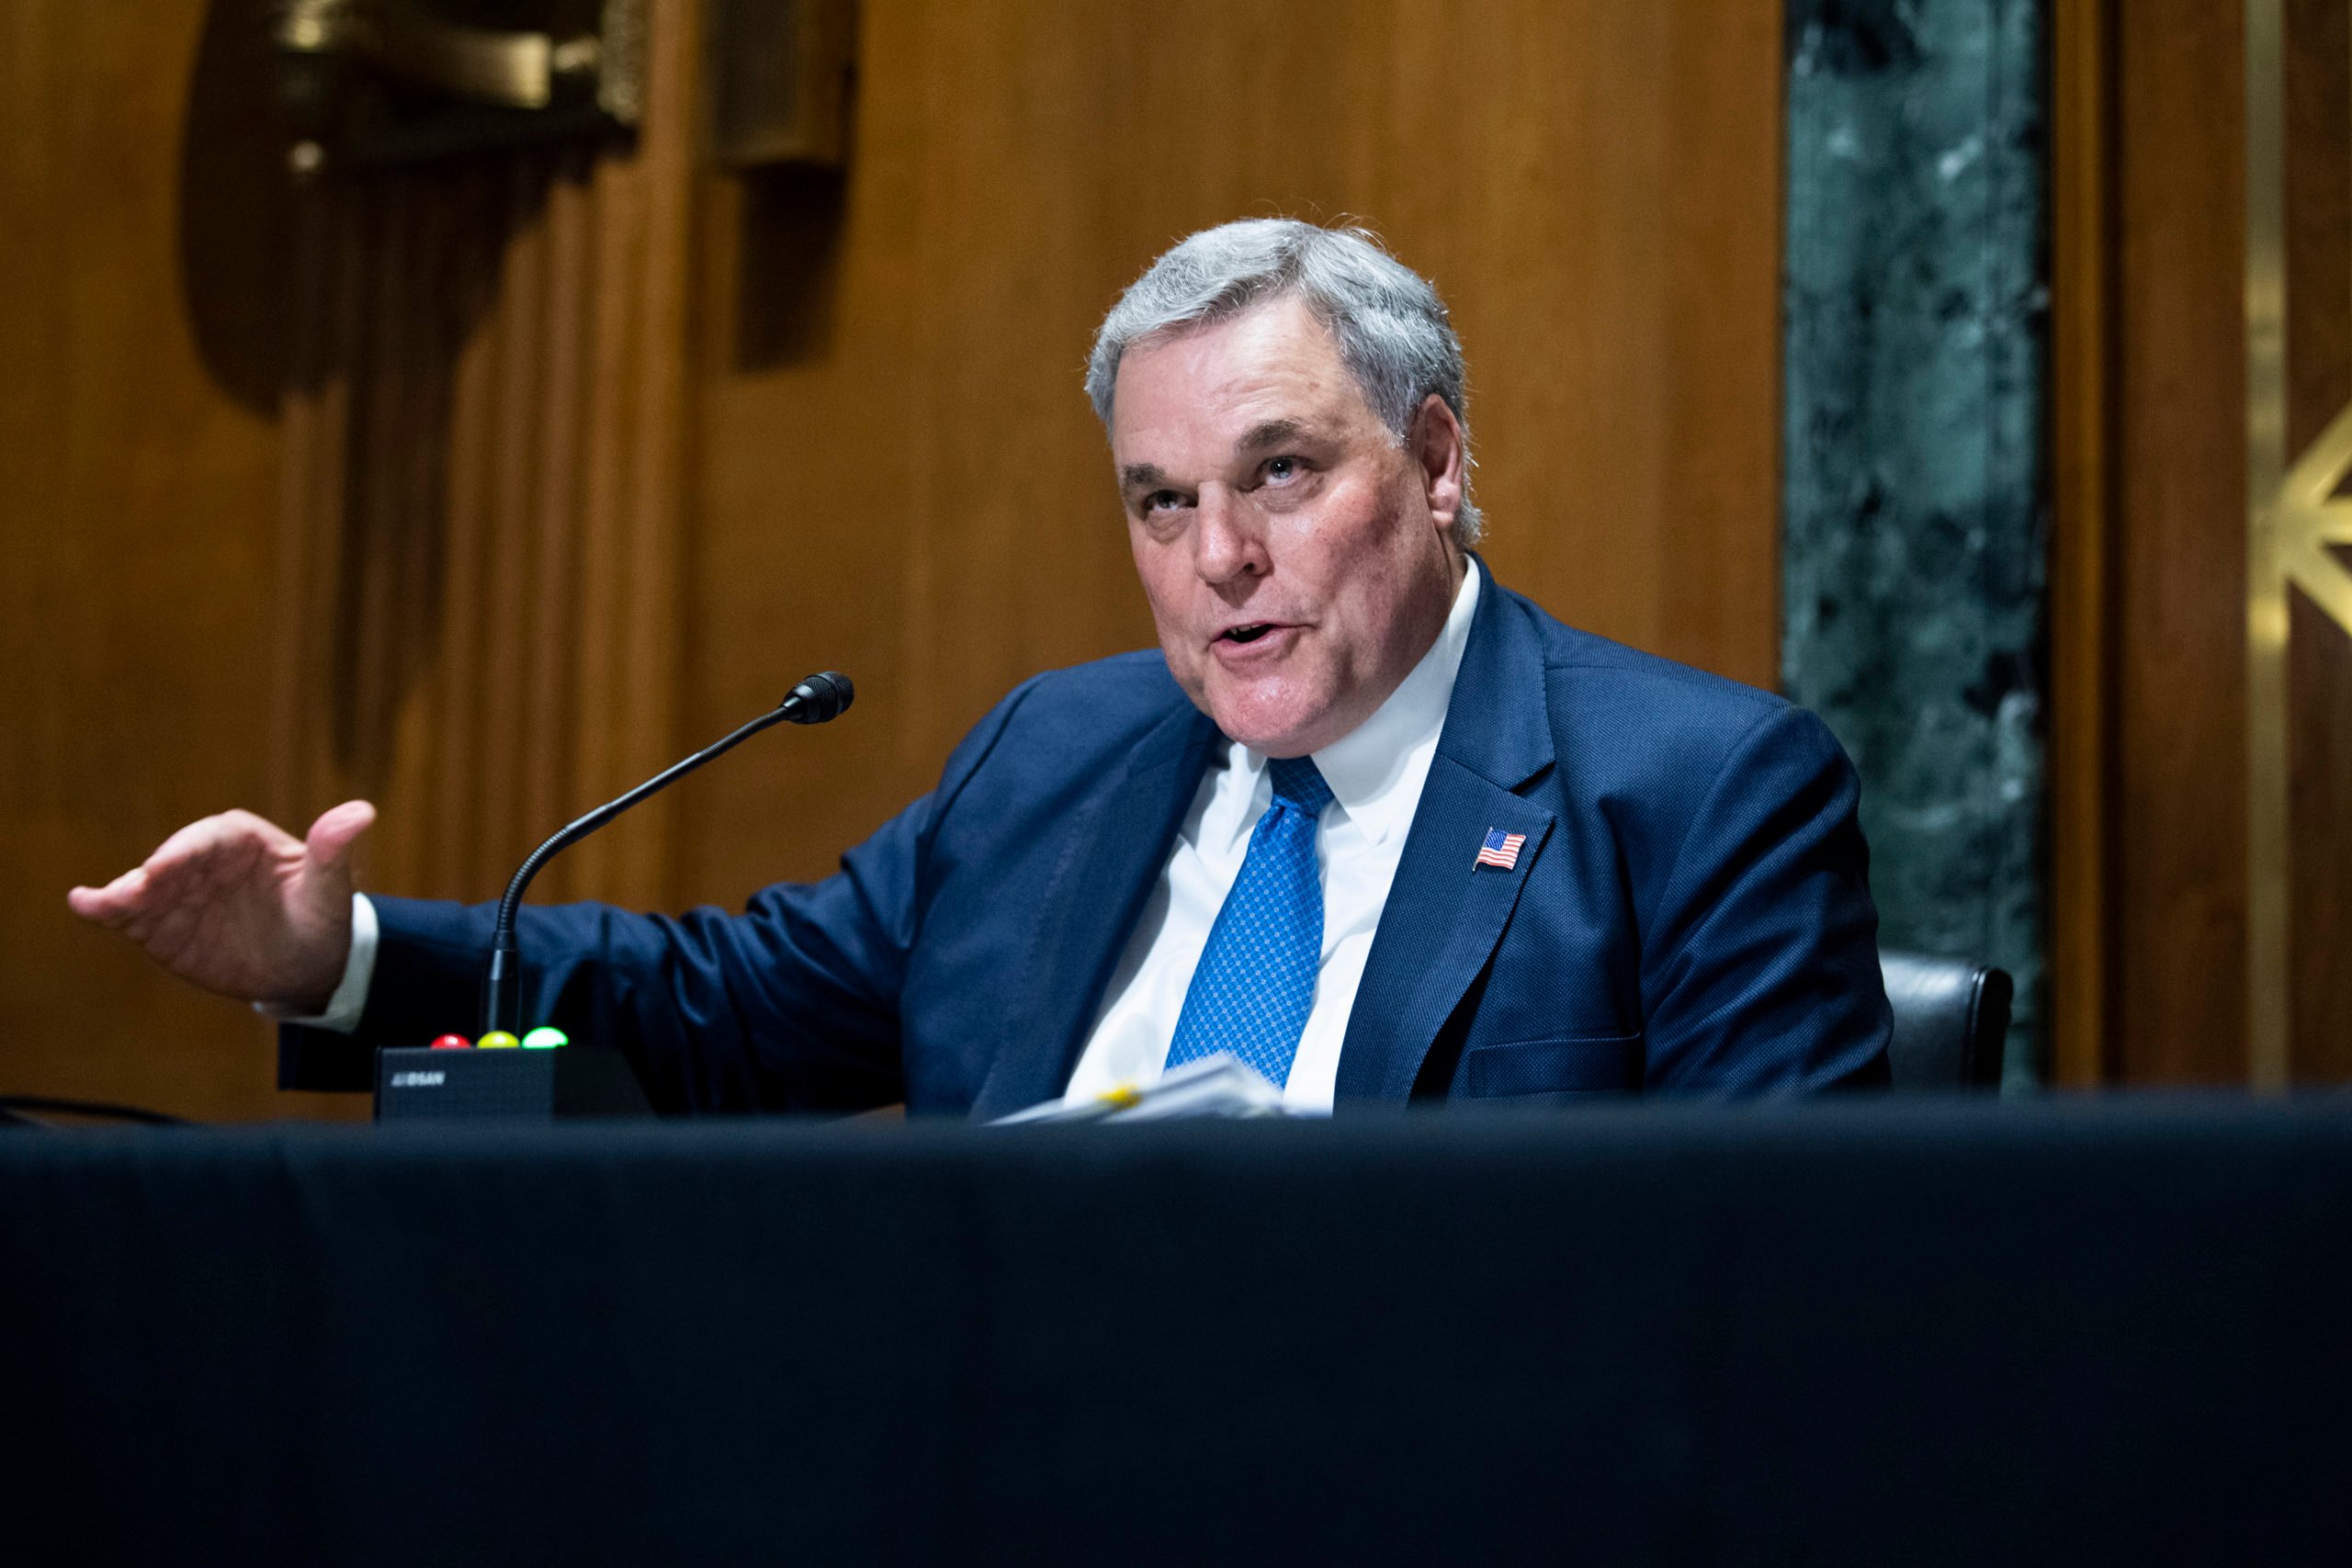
xmin=1193 ymin=486 xmax=1269 ymax=585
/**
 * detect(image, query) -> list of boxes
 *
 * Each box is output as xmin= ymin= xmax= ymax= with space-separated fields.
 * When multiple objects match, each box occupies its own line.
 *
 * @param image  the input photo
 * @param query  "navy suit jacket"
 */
xmin=284 ymin=565 xmax=1891 ymax=1113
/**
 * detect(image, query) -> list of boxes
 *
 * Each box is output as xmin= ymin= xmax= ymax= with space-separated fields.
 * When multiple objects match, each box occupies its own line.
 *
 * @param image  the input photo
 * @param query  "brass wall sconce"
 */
xmin=272 ymin=0 xmax=644 ymax=173
xmin=269 ymin=1 xmax=854 ymax=176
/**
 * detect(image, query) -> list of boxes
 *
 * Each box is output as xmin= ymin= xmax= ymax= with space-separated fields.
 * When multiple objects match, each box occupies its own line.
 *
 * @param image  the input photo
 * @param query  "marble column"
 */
xmin=1782 ymin=0 xmax=2048 ymax=1084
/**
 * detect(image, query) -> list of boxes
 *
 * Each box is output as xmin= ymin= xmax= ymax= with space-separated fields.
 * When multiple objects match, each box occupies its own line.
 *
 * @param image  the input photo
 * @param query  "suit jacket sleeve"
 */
xmin=1637 ymin=705 xmax=1891 ymax=1092
xmin=277 ymin=678 xmax=1042 ymax=1112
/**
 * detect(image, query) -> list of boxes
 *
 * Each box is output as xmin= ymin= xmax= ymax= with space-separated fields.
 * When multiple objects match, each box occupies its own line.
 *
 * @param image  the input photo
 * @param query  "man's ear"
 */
xmin=1408 ymin=392 xmax=1466 ymax=532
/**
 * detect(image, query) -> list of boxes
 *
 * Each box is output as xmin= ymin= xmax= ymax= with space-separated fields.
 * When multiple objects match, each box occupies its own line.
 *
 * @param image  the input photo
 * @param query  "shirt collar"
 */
xmin=1232 ymin=556 xmax=1482 ymax=848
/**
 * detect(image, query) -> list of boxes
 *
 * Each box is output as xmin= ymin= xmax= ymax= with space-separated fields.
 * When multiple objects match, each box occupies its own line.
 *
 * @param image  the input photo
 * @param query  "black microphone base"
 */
xmin=372 ymin=1046 xmax=654 ymax=1122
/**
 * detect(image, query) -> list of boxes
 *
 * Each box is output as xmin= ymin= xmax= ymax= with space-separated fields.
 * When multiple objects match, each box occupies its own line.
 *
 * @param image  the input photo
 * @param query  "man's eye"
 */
xmin=1143 ymin=490 xmax=1183 ymax=514
xmin=1264 ymin=457 xmax=1299 ymax=484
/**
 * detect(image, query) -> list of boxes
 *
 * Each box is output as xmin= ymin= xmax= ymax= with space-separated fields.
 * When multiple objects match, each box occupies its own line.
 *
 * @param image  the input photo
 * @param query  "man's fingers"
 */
xmin=69 ymin=809 xmax=300 ymax=928
xmin=304 ymin=800 xmax=377 ymax=871
xmin=141 ymin=814 xmax=253 ymax=885
xmin=66 ymin=868 xmax=148 ymax=924
xmin=134 ymin=827 xmax=232 ymax=907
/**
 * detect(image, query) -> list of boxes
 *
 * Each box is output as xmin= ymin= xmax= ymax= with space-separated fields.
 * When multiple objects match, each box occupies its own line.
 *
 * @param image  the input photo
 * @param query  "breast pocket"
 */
xmin=1459 ymin=1032 xmax=1643 ymax=1102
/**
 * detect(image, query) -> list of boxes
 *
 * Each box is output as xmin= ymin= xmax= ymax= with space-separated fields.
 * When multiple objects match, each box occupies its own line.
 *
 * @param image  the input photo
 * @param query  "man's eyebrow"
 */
xmin=1235 ymin=418 xmax=1311 ymax=454
xmin=1118 ymin=421 xmax=1318 ymax=492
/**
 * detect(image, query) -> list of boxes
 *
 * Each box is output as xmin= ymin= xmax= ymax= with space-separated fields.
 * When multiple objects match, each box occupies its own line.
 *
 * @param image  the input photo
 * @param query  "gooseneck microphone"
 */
xmin=480 ymin=671 xmax=854 ymax=1037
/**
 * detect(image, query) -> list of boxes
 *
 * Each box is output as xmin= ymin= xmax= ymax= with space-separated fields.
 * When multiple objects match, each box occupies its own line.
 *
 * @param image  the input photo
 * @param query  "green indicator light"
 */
xmin=521 ymin=1026 xmax=569 ymax=1050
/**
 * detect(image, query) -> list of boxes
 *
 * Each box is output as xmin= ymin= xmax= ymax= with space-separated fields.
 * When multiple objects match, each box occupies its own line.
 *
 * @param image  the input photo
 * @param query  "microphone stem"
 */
xmin=479 ymin=700 xmax=799 ymax=1036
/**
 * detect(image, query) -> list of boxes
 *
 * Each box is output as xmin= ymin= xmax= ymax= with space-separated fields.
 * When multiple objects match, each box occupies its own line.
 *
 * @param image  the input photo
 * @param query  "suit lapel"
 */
xmin=969 ymin=700 xmax=1220 ymax=1120
xmin=1334 ymin=569 xmax=1558 ymax=1104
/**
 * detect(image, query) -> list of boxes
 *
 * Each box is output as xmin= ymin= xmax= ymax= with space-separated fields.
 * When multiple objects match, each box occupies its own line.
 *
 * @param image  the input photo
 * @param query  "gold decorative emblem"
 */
xmin=2243 ymin=0 xmax=2352 ymax=1085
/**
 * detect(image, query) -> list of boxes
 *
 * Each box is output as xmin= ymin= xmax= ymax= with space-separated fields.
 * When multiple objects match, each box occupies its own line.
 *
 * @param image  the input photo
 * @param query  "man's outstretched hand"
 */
xmin=67 ymin=802 xmax=377 ymax=1013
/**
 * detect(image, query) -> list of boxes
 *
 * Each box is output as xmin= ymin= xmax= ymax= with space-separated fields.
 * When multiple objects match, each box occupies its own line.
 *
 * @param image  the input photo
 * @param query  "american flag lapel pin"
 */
xmin=1475 ymin=826 xmax=1525 ymax=871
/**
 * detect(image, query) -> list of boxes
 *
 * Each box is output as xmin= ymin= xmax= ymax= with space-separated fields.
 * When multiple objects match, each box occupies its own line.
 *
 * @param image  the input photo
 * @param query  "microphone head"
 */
xmin=782 ymin=671 xmax=854 ymax=724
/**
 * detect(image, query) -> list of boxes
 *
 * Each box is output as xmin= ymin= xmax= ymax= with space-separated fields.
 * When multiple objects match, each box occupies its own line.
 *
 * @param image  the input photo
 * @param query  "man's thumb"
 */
xmin=304 ymin=800 xmax=378 ymax=874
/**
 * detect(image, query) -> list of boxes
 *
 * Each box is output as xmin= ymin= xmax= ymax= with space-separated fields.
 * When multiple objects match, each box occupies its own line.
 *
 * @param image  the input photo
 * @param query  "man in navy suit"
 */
xmin=72 ymin=220 xmax=1889 ymax=1113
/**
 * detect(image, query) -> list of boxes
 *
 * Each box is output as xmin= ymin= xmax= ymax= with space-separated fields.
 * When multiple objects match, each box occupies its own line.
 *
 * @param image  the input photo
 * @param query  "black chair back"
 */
xmin=1879 ymin=951 xmax=2013 ymax=1089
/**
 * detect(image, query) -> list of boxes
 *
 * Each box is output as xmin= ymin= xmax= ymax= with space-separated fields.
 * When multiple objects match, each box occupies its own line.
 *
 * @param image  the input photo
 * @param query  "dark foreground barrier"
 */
xmin=3 ymin=1098 xmax=2346 ymax=1564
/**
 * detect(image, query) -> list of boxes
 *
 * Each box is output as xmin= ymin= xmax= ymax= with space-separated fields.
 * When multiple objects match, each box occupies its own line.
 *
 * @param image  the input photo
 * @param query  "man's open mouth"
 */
xmin=1220 ymin=624 xmax=1276 ymax=644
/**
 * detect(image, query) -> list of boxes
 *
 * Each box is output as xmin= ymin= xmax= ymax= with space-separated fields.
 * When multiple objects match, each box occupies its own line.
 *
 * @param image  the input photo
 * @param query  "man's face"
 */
xmin=1111 ymin=296 xmax=1466 ymax=758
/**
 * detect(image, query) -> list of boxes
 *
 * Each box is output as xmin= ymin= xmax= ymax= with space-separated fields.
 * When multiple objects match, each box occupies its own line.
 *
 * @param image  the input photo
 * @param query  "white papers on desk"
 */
xmin=991 ymin=1053 xmax=1304 ymax=1125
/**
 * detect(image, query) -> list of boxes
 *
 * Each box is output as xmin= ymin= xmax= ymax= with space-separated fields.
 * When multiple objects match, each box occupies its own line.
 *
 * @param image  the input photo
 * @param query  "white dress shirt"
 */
xmin=293 ymin=561 xmax=1484 ymax=1115
xmin=1063 ymin=558 xmax=1480 ymax=1113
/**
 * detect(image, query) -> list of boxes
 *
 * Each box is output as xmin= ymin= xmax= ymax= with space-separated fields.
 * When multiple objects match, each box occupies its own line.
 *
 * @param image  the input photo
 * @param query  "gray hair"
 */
xmin=1085 ymin=219 xmax=1483 ymax=545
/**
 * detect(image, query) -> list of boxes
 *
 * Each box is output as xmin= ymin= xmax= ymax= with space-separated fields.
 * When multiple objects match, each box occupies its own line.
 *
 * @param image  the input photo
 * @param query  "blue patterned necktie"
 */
xmin=1163 ymin=755 xmax=1336 ymax=1089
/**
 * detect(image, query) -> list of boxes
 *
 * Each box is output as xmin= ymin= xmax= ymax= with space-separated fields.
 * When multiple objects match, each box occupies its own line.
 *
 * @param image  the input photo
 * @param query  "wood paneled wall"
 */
xmin=2278 ymin=0 xmax=2352 ymax=1081
xmin=266 ymin=22 xmax=698 ymax=915
xmin=0 ymin=1 xmax=315 ymax=1119
xmin=677 ymin=0 xmax=1786 ymax=901
xmin=2 ymin=0 xmax=1786 ymax=1120
xmin=2052 ymin=0 xmax=2352 ymax=1084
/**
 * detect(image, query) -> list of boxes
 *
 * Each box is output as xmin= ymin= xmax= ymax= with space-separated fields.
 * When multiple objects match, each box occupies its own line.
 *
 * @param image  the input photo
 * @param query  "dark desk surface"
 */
xmin=4 ymin=1099 xmax=2346 ymax=1565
